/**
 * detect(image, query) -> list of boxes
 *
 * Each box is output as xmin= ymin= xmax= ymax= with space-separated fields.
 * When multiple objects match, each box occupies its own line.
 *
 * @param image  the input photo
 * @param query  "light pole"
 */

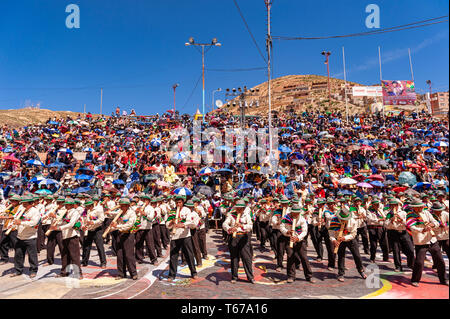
xmin=426 ymin=80 xmax=432 ymax=114
xmin=172 ymin=83 xmax=179 ymax=114
xmin=321 ymin=51 xmax=331 ymax=109
xmin=185 ymin=37 xmax=221 ymax=123
xmin=225 ymin=86 xmax=259 ymax=129
xmin=212 ymin=88 xmax=222 ymax=112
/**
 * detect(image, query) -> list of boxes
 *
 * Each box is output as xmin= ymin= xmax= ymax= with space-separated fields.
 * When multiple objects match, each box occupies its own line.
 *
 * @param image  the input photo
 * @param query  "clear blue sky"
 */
xmin=0 ymin=0 xmax=448 ymax=116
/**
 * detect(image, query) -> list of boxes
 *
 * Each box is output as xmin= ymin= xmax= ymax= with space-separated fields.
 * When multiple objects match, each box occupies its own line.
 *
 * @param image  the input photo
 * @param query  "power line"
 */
xmin=207 ymin=67 xmax=265 ymax=72
xmin=274 ymin=15 xmax=448 ymax=40
xmin=179 ymin=73 xmax=203 ymax=112
xmin=232 ymin=0 xmax=267 ymax=64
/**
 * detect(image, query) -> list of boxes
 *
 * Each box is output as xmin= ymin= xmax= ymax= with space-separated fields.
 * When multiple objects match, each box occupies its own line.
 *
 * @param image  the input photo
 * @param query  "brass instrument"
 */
xmin=45 ymin=209 xmax=65 ymax=236
xmin=171 ymin=207 xmax=181 ymax=235
xmin=289 ymin=217 xmax=297 ymax=248
xmin=5 ymin=207 xmax=26 ymax=235
xmin=102 ymin=207 xmax=124 ymax=238
xmin=232 ymin=212 xmax=242 ymax=238
xmin=2 ymin=205 xmax=17 ymax=229
xmin=333 ymin=220 xmax=347 ymax=254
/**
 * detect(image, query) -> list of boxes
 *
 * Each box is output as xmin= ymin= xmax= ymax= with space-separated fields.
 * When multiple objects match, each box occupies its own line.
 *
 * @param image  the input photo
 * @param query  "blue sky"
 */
xmin=0 ymin=0 xmax=448 ymax=116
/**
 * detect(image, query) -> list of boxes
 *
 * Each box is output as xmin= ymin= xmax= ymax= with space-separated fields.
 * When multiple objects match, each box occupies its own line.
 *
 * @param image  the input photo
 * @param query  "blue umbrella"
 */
xmin=216 ymin=168 xmax=233 ymax=174
xmin=76 ymin=167 xmax=95 ymax=175
xmin=48 ymin=121 xmax=60 ymax=125
xmin=434 ymin=141 xmax=449 ymax=147
xmin=2 ymin=147 xmax=13 ymax=153
xmin=173 ymin=187 xmax=192 ymax=196
xmin=278 ymin=145 xmax=292 ymax=153
xmin=198 ymin=167 xmax=216 ymax=175
xmin=237 ymin=182 xmax=253 ymax=190
xmin=35 ymin=189 xmax=52 ymax=195
xmin=398 ymin=171 xmax=417 ymax=187
xmin=75 ymin=174 xmax=94 ymax=181
xmin=47 ymin=161 xmax=67 ymax=168
xmin=112 ymin=179 xmax=126 ymax=185
xmin=82 ymin=147 xmax=94 ymax=152
xmin=39 ymin=179 xmax=59 ymax=186
xmin=281 ymin=133 xmax=291 ymax=138
xmin=150 ymin=138 xmax=161 ymax=147
xmin=71 ymin=186 xmax=91 ymax=194
xmin=25 ymin=159 xmax=45 ymax=166
xmin=370 ymin=181 xmax=384 ymax=187
xmin=58 ymin=148 xmax=73 ymax=154
xmin=413 ymin=182 xmax=433 ymax=190
xmin=341 ymin=190 xmax=353 ymax=195
xmin=425 ymin=148 xmax=440 ymax=154
xmin=30 ymin=176 xmax=45 ymax=183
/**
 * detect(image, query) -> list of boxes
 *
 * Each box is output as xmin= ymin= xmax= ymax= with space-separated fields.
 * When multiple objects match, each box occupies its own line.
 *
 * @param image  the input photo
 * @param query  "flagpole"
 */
xmin=408 ymin=48 xmax=418 ymax=114
xmin=378 ymin=46 xmax=384 ymax=120
xmin=342 ymin=46 xmax=349 ymax=124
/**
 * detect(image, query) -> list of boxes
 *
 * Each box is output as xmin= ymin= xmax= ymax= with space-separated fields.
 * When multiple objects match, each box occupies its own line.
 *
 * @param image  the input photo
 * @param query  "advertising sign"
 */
xmin=352 ymin=86 xmax=382 ymax=97
xmin=381 ymin=80 xmax=416 ymax=105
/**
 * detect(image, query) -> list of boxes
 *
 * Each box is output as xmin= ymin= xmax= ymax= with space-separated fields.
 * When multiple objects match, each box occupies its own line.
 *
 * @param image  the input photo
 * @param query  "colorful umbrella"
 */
xmin=198 ymin=167 xmax=216 ymax=176
xmin=173 ymin=187 xmax=192 ymax=196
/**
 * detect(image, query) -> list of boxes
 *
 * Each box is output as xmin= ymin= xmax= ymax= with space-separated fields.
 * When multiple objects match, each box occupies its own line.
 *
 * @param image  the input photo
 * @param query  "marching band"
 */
xmin=0 ymin=190 xmax=448 ymax=287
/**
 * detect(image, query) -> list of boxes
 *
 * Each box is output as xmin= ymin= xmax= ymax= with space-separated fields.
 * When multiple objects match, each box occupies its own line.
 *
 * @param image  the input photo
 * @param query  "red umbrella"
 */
xmin=352 ymin=174 xmax=366 ymax=181
xmin=361 ymin=145 xmax=375 ymax=151
xmin=144 ymin=166 xmax=158 ymax=171
xmin=379 ymin=143 xmax=388 ymax=148
xmin=2 ymin=155 xmax=20 ymax=163
xmin=407 ymin=163 xmax=421 ymax=169
xmin=292 ymin=139 xmax=307 ymax=144
xmin=392 ymin=186 xmax=408 ymax=193
xmin=368 ymin=174 xmax=384 ymax=181
xmin=304 ymin=144 xmax=315 ymax=149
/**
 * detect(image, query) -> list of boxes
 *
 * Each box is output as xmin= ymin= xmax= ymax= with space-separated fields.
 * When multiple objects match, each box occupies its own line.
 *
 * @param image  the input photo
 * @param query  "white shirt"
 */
xmin=167 ymin=207 xmax=198 ymax=240
xmin=17 ymin=207 xmax=41 ymax=240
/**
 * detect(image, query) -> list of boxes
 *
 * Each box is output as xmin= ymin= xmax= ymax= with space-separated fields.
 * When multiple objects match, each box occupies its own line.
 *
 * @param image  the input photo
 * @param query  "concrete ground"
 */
xmin=0 ymin=230 xmax=448 ymax=299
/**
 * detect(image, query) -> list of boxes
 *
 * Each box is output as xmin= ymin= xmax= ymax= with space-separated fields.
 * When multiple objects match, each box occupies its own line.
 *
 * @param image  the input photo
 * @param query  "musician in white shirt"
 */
xmin=10 ymin=196 xmax=41 ymax=278
xmin=166 ymin=196 xmax=198 ymax=281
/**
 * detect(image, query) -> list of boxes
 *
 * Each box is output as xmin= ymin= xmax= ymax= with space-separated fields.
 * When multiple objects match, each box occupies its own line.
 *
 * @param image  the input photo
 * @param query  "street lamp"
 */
xmin=172 ymin=83 xmax=179 ymax=114
xmin=321 ymin=51 xmax=332 ymax=108
xmin=426 ymin=80 xmax=432 ymax=114
xmin=212 ymin=88 xmax=222 ymax=111
xmin=185 ymin=37 xmax=221 ymax=122
xmin=225 ymin=86 xmax=259 ymax=129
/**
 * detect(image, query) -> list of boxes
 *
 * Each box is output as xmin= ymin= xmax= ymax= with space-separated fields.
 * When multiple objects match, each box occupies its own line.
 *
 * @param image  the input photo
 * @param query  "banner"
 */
xmin=381 ymin=80 xmax=416 ymax=105
xmin=352 ymin=86 xmax=382 ymax=97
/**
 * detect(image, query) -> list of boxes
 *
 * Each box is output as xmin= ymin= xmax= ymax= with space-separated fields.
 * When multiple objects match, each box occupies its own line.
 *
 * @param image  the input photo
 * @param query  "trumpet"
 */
xmin=5 ymin=207 xmax=26 ymax=236
xmin=232 ymin=212 xmax=242 ymax=238
xmin=45 ymin=210 xmax=65 ymax=236
xmin=102 ymin=207 xmax=125 ymax=238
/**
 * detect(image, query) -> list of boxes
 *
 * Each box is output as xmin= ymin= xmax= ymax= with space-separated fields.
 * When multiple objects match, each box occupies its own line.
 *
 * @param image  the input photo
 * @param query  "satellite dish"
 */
xmin=215 ymin=100 xmax=223 ymax=108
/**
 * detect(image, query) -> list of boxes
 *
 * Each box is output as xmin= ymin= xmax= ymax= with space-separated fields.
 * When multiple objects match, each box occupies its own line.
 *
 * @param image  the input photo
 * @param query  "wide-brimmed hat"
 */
xmin=185 ymin=200 xmax=194 ymax=207
xmin=64 ymin=198 xmax=75 ymax=205
xmin=280 ymin=196 xmax=290 ymax=204
xmin=337 ymin=207 xmax=352 ymax=221
xmin=291 ymin=204 xmax=302 ymax=214
xmin=175 ymin=195 xmax=186 ymax=202
xmin=119 ymin=198 xmax=131 ymax=205
xmin=235 ymin=200 xmax=246 ymax=208
xmin=430 ymin=202 xmax=445 ymax=211
xmin=409 ymin=199 xmax=424 ymax=208
xmin=9 ymin=194 xmax=22 ymax=201
xmin=389 ymin=198 xmax=400 ymax=205
xmin=84 ymin=200 xmax=94 ymax=206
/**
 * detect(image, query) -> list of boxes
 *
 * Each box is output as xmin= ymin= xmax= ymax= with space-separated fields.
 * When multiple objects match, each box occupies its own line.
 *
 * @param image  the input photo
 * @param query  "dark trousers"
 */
xmin=368 ymin=226 xmax=389 ymax=261
xmin=357 ymin=225 xmax=370 ymax=253
xmin=152 ymin=223 xmax=162 ymax=256
xmin=111 ymin=230 xmax=119 ymax=256
xmin=228 ymin=233 xmax=253 ymax=281
xmin=168 ymin=237 xmax=197 ymax=279
xmin=198 ymin=228 xmax=208 ymax=258
xmin=286 ymin=237 xmax=312 ymax=280
xmin=46 ymin=230 xmax=63 ymax=264
xmin=272 ymin=229 xmax=285 ymax=268
xmin=259 ymin=221 xmax=271 ymax=248
xmin=103 ymin=218 xmax=112 ymax=243
xmin=337 ymin=239 xmax=365 ymax=277
xmin=160 ymin=224 xmax=170 ymax=249
xmin=411 ymin=242 xmax=446 ymax=284
xmin=117 ymin=232 xmax=137 ymax=277
xmin=61 ymin=236 xmax=82 ymax=277
xmin=308 ymin=224 xmax=321 ymax=258
xmin=439 ymin=239 xmax=449 ymax=259
xmin=82 ymin=227 xmax=107 ymax=266
xmin=37 ymin=224 xmax=47 ymax=252
xmin=316 ymin=226 xmax=336 ymax=268
xmin=387 ymin=229 xmax=415 ymax=269
xmin=190 ymin=228 xmax=203 ymax=266
xmin=254 ymin=218 xmax=261 ymax=241
xmin=14 ymin=238 xmax=38 ymax=275
xmin=0 ymin=229 xmax=18 ymax=262
xmin=135 ymin=228 xmax=157 ymax=262
xmin=221 ymin=214 xmax=228 ymax=240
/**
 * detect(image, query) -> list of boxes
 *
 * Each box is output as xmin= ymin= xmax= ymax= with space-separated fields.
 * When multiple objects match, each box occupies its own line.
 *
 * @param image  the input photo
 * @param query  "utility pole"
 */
xmin=83 ymin=103 xmax=86 ymax=115
xmin=172 ymin=83 xmax=179 ymax=115
xmin=100 ymin=88 xmax=103 ymax=116
xmin=185 ymin=37 xmax=221 ymax=123
xmin=342 ymin=47 xmax=349 ymax=124
xmin=321 ymin=51 xmax=331 ymax=109
xmin=265 ymin=0 xmax=273 ymax=152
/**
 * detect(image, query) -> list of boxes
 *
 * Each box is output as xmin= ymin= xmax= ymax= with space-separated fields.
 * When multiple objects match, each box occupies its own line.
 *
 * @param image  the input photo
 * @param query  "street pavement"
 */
xmin=0 ymin=229 xmax=448 ymax=299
